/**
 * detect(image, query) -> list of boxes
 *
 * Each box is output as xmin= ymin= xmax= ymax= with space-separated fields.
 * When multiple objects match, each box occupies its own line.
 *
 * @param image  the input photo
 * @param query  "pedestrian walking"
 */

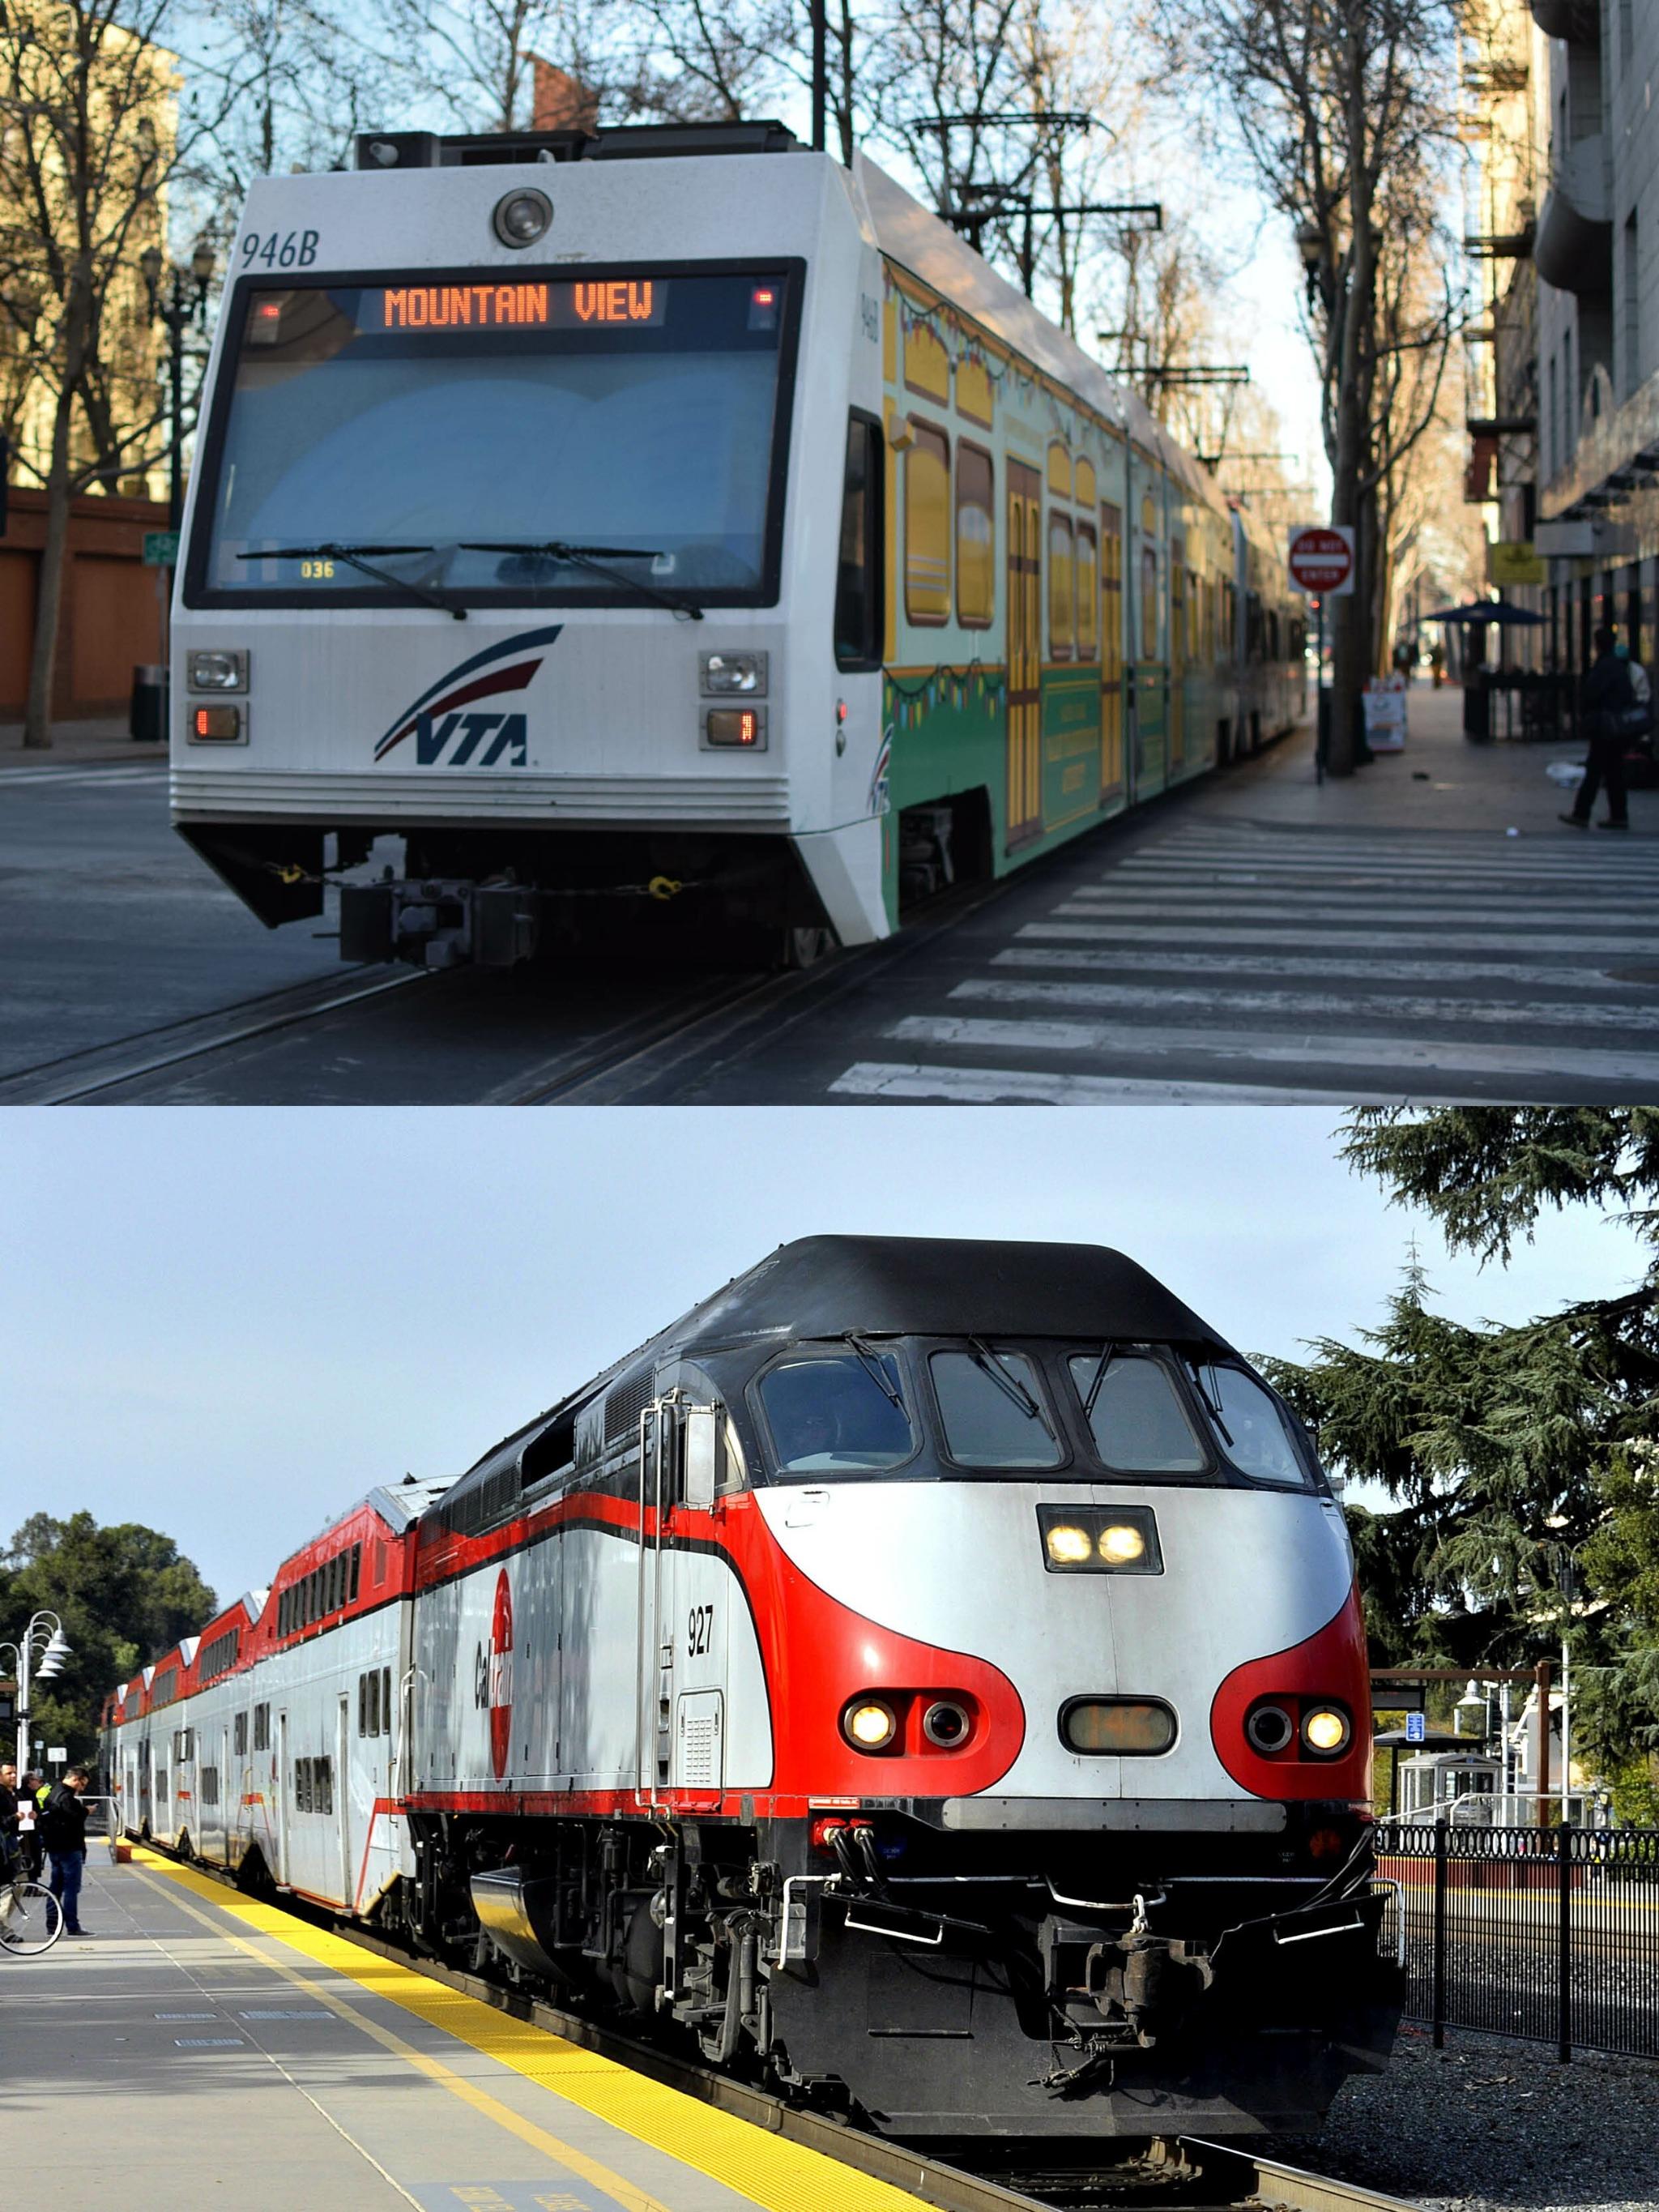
xmin=1563 ymin=625 xmax=1634 ymax=831
xmin=1429 ymin=640 xmax=1445 ymax=688
xmin=40 ymin=1765 xmax=91 ymax=1935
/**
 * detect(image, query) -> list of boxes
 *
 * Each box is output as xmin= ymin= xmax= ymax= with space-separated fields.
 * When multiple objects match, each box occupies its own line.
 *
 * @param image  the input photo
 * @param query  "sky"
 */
xmin=2 ymin=1108 xmax=1644 ymax=1633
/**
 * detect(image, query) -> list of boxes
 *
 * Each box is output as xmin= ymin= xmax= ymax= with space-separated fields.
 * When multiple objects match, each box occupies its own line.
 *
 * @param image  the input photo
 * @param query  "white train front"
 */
xmin=106 ymin=1236 xmax=1400 ymax=2147
xmin=171 ymin=121 xmax=1307 ymax=971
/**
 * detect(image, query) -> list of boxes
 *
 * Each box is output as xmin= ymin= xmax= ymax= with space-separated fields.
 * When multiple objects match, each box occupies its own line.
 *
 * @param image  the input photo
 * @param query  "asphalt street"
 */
xmin=2 ymin=691 xmax=1657 ymax=1105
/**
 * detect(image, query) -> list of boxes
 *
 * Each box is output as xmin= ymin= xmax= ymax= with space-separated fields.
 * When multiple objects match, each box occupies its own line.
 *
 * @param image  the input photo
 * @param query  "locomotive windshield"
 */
xmin=192 ymin=267 xmax=795 ymax=608
xmin=1184 ymin=1358 xmax=1311 ymax=1487
xmin=759 ymin=1351 xmax=915 ymax=1475
xmin=1067 ymin=1351 xmax=1208 ymax=1473
xmin=931 ymin=1348 xmax=1060 ymax=1468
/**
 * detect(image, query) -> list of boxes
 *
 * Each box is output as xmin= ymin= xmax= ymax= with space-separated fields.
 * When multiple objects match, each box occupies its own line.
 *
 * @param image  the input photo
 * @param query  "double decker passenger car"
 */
xmin=172 ymin=123 xmax=1307 ymax=969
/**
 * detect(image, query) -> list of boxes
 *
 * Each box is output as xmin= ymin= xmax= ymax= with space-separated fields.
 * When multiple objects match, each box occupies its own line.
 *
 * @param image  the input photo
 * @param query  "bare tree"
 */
xmin=0 ymin=0 xmax=233 ymax=747
xmin=1154 ymin=0 xmax=1461 ymax=774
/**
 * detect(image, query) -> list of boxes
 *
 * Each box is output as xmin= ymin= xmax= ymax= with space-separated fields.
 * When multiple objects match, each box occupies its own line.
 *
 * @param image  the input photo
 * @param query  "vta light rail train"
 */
xmin=171 ymin=120 xmax=1308 ymax=972
xmin=105 ymin=1237 xmax=1400 ymax=2150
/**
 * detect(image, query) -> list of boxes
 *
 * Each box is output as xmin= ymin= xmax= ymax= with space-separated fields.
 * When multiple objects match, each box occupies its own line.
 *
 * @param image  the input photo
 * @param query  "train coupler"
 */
xmin=340 ymin=877 xmax=539 ymax=969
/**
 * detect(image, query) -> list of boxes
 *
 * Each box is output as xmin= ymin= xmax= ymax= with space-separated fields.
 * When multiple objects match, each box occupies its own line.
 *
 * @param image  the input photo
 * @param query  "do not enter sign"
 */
xmin=1287 ymin=525 xmax=1355 ymax=597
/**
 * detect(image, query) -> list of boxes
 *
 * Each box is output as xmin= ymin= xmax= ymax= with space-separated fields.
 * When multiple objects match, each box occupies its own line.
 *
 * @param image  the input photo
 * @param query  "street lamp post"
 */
xmin=0 ymin=1612 xmax=73 ymax=1777
xmin=139 ymin=239 xmax=215 ymax=533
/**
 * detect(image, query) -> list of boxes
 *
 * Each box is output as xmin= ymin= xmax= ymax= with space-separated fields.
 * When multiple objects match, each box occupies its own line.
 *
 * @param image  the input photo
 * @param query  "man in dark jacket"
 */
xmin=1563 ymin=626 xmax=1634 ymax=830
xmin=0 ymin=1761 xmax=19 ymax=1880
xmin=41 ymin=1766 xmax=91 ymax=1935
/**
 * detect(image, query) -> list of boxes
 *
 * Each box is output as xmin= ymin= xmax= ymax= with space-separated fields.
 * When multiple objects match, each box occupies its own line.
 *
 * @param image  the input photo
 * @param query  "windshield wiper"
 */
xmin=462 ymin=540 xmax=704 ymax=621
xmin=236 ymin=544 xmax=467 ymax=620
xmin=843 ymin=1334 xmax=907 ymax=1416
xmin=1188 ymin=1359 xmax=1235 ymax=1446
xmin=966 ymin=1338 xmax=1052 ymax=1435
xmin=1081 ymin=1343 xmax=1118 ymax=1420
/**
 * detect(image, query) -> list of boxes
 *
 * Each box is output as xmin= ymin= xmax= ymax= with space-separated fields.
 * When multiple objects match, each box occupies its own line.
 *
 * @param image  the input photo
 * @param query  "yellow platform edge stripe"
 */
xmin=130 ymin=1850 xmax=935 ymax=2212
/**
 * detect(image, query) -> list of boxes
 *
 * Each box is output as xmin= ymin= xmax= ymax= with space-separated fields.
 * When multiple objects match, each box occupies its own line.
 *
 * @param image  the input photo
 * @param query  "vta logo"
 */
xmin=472 ymin=1567 xmax=514 ymax=1782
xmin=373 ymin=626 xmax=562 ymax=768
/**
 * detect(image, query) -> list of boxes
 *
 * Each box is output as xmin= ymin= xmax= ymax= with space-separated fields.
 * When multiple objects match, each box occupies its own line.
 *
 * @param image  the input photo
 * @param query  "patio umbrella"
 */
xmin=1421 ymin=599 xmax=1546 ymax=625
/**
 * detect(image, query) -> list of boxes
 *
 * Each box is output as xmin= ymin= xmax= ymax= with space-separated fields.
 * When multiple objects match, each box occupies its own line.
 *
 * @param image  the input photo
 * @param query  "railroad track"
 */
xmin=126 ymin=1840 xmax=1423 ymax=2212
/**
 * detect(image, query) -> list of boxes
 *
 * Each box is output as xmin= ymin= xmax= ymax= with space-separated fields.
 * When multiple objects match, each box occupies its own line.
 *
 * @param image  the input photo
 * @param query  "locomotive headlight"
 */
xmin=186 ymin=648 xmax=247 ymax=692
xmin=1098 ymin=1524 xmax=1146 ymax=1565
xmin=1245 ymin=1700 xmax=1295 ymax=1755
xmin=921 ymin=1698 xmax=970 ymax=1748
xmin=1302 ymin=1705 xmax=1352 ymax=1756
xmin=842 ymin=1697 xmax=898 ymax=1751
xmin=1046 ymin=1523 xmax=1094 ymax=1566
xmin=492 ymin=187 xmax=552 ymax=248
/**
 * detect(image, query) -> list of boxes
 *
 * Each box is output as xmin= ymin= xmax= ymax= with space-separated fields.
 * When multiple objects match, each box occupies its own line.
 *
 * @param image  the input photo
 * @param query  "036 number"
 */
xmin=240 ymin=229 xmax=321 ymax=270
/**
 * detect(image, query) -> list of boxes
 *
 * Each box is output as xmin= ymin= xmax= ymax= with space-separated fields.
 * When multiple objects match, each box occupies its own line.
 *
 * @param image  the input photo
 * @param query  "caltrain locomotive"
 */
xmin=106 ymin=1238 xmax=1399 ymax=2146
xmin=171 ymin=122 xmax=1307 ymax=971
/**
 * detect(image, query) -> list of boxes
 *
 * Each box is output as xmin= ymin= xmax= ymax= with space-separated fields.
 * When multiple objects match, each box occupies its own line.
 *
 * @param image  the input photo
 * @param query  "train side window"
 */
xmin=233 ymin=1712 xmax=247 ymax=1757
xmin=318 ymin=1757 xmax=333 ymax=1816
xmin=834 ymin=409 xmax=884 ymax=671
xmin=350 ymin=1543 xmax=361 ymax=1602
xmin=956 ymin=441 xmax=995 ymax=629
xmin=382 ymin=1668 xmax=393 ymax=1736
xmin=1141 ymin=544 xmax=1158 ymax=660
xmin=254 ymin=1703 xmax=270 ymax=1752
xmin=903 ymin=419 xmax=951 ymax=626
xmin=358 ymin=1674 xmax=368 ymax=1737
xmin=1048 ymin=513 xmax=1075 ymax=659
xmin=201 ymin=1767 xmax=219 ymax=1808
xmin=1076 ymin=523 xmax=1098 ymax=662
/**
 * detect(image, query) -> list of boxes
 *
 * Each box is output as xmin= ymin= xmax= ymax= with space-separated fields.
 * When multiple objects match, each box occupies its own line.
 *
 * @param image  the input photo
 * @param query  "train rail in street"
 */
xmin=126 ymin=1841 xmax=1426 ymax=2212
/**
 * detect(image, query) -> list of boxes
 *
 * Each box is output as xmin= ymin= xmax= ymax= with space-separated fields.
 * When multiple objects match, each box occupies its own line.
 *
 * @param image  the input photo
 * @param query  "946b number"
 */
xmin=240 ymin=229 xmax=321 ymax=271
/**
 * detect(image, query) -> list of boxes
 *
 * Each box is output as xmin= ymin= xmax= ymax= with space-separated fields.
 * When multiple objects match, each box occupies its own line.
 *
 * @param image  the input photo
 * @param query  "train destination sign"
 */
xmin=370 ymin=280 xmax=669 ymax=331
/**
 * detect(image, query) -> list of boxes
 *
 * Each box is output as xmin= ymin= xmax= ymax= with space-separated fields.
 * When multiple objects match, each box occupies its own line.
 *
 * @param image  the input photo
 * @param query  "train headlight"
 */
xmin=1045 ymin=1523 xmax=1093 ymax=1566
xmin=1245 ymin=1700 xmax=1295 ymax=1755
xmin=1301 ymin=1705 xmax=1352 ymax=1757
xmin=492 ymin=188 xmax=552 ymax=248
xmin=842 ymin=1698 xmax=898 ymax=1752
xmin=1098 ymin=1524 xmax=1145 ymax=1565
xmin=921 ymin=1698 xmax=970 ymax=1748
xmin=186 ymin=648 xmax=247 ymax=692
xmin=700 ymin=651 xmax=768 ymax=696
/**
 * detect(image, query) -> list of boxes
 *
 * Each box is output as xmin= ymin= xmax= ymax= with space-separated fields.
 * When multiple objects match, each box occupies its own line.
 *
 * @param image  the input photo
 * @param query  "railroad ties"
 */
xmin=830 ymin=819 xmax=1659 ymax=1105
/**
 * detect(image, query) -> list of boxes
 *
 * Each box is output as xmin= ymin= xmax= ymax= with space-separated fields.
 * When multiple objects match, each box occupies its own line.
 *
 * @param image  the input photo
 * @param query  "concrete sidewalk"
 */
xmin=0 ymin=715 xmax=158 ymax=764
xmin=1226 ymin=680 xmax=1637 ymax=840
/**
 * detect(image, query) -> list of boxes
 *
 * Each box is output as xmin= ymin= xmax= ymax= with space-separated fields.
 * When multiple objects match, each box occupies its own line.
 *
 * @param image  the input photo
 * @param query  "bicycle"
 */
xmin=0 ymin=1862 xmax=65 ymax=1954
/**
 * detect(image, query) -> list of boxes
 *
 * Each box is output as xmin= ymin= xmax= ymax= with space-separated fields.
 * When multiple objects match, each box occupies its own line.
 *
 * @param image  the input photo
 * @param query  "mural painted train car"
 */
xmin=171 ymin=122 xmax=1307 ymax=971
xmin=107 ymin=1238 xmax=1398 ymax=2148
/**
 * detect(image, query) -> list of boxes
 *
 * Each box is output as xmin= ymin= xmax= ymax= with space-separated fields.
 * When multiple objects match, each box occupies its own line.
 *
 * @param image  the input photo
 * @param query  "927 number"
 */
xmin=686 ymin=1604 xmax=714 ymax=1657
xmin=239 ymin=229 xmax=321 ymax=271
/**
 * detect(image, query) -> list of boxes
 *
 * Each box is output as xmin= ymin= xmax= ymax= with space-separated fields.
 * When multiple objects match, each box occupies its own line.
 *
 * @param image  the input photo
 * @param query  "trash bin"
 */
xmin=130 ymin=663 xmax=168 ymax=743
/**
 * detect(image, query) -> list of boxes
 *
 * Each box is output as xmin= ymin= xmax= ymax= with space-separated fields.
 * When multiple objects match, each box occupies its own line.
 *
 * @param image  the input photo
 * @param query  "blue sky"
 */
xmin=2 ymin=1107 xmax=1640 ymax=1624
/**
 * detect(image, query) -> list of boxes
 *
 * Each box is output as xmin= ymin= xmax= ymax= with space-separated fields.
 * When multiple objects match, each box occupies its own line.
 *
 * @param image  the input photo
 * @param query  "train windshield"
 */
xmin=759 ymin=1351 xmax=915 ymax=1476
xmin=194 ymin=268 xmax=795 ymax=606
xmin=1068 ymin=1351 xmax=1209 ymax=1474
xmin=1184 ymin=1360 xmax=1312 ymax=1488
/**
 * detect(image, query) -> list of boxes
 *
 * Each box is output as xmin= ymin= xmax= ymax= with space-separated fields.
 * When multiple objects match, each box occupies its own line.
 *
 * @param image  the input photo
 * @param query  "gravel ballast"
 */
xmin=1260 ymin=2024 xmax=1659 ymax=2212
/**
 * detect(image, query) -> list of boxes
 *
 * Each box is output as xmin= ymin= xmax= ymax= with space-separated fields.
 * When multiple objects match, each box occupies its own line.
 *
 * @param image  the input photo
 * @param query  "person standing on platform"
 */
xmin=41 ymin=1765 xmax=91 ymax=1934
xmin=16 ymin=1770 xmax=45 ymax=1877
xmin=0 ymin=1761 xmax=19 ymax=1881
xmin=1563 ymin=626 xmax=1634 ymax=831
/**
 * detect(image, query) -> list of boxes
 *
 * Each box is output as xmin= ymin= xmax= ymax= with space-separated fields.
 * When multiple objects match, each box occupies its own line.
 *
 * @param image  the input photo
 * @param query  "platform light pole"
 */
xmin=140 ymin=239 xmax=216 ymax=533
xmin=0 ymin=1612 xmax=72 ymax=1777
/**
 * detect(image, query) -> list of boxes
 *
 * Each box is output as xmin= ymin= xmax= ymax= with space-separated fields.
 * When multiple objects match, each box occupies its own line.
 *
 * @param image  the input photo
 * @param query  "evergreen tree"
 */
xmin=1265 ymin=1109 xmax=1659 ymax=1809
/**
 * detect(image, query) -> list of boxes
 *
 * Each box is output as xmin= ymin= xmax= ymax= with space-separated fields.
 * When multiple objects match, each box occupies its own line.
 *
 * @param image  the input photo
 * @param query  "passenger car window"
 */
xmin=760 ymin=1352 xmax=914 ymax=1475
xmin=1189 ymin=1361 xmax=1311 ymax=1487
xmin=1068 ymin=1352 xmax=1206 ymax=1472
xmin=931 ymin=1348 xmax=1061 ymax=1468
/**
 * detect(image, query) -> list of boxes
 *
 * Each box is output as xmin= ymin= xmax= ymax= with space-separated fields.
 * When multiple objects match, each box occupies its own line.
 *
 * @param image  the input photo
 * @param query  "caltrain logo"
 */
xmin=472 ymin=1567 xmax=514 ymax=1780
xmin=373 ymin=626 xmax=563 ymax=767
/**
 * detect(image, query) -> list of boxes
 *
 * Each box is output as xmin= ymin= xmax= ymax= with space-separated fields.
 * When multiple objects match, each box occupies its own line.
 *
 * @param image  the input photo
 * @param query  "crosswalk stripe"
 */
xmin=995 ymin=944 xmax=1653 ymax=990
xmin=1054 ymin=895 xmax=1658 ymax=929
xmin=950 ymin=975 xmax=1659 ymax=1035
xmin=885 ymin=1012 xmax=1659 ymax=1085
xmin=1137 ymin=846 xmax=1659 ymax=878
xmin=1021 ymin=920 xmax=1658 ymax=954
xmin=1109 ymin=856 xmax=1659 ymax=886
xmin=0 ymin=766 xmax=164 ymax=786
xmin=826 ymin=1062 xmax=1430 ymax=1105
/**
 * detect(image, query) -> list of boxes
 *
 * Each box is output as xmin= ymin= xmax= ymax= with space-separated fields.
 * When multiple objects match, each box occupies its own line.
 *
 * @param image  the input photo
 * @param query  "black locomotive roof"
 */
xmin=666 ymin=1235 xmax=1234 ymax=1352
xmin=443 ymin=1236 xmax=1237 ymax=1509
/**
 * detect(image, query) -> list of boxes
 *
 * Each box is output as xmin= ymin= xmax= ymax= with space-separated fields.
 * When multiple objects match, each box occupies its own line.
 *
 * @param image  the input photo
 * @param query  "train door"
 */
xmin=1100 ymin=502 xmax=1125 ymax=804
xmin=1005 ymin=459 xmax=1043 ymax=848
xmin=1170 ymin=536 xmax=1187 ymax=773
xmin=636 ymin=1398 xmax=676 ymax=1810
xmin=637 ymin=1391 xmax=731 ymax=1809
xmin=336 ymin=1693 xmax=352 ymax=1908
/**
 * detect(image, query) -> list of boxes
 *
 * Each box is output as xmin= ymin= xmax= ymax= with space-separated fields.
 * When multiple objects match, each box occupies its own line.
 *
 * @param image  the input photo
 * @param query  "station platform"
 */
xmin=5 ymin=1853 xmax=935 ymax=2212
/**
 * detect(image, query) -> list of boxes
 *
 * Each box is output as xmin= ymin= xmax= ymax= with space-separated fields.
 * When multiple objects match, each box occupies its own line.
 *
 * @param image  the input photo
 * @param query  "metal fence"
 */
xmin=1375 ymin=1819 xmax=1659 ymax=2062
